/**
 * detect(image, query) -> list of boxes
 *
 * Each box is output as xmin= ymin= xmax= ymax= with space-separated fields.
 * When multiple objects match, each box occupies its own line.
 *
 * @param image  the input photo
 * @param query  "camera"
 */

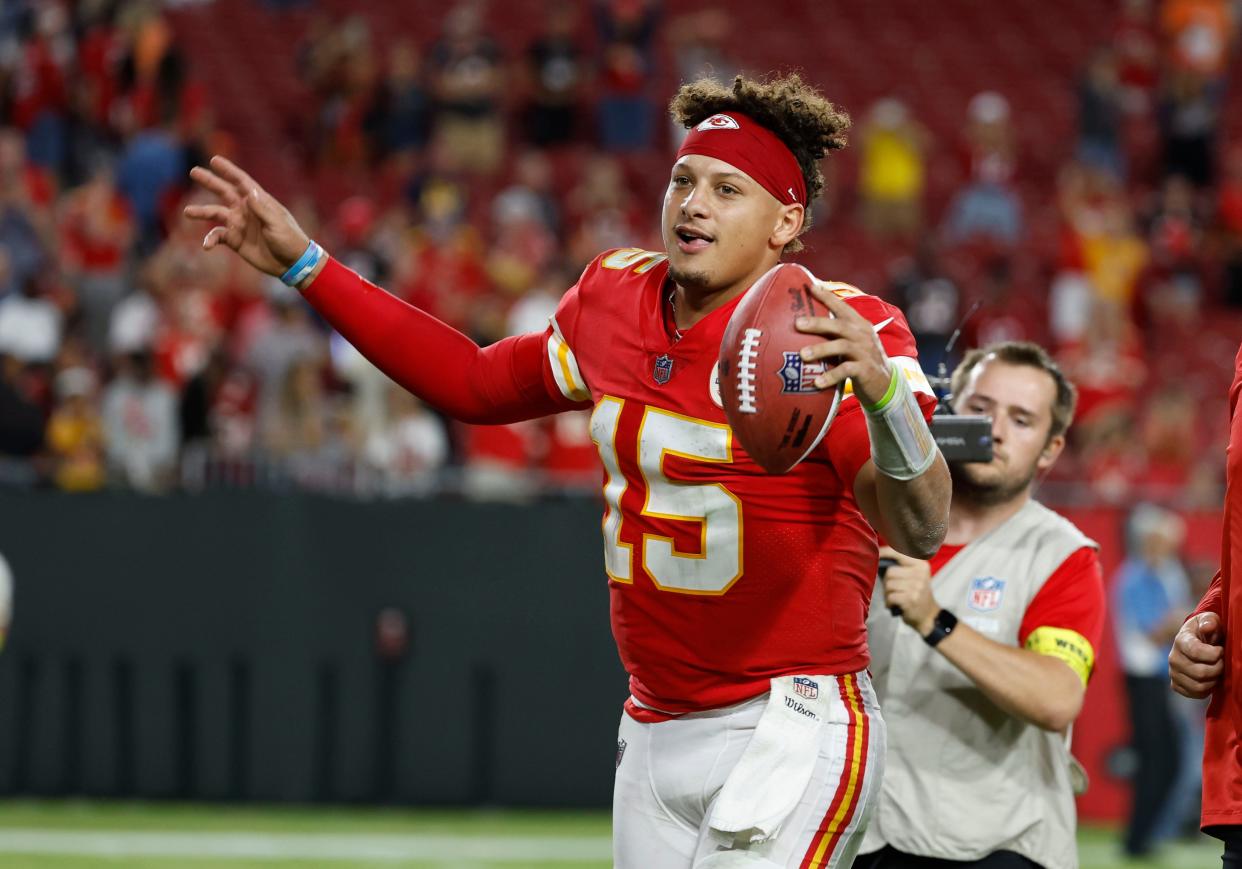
xmin=927 ymin=372 xmax=994 ymax=464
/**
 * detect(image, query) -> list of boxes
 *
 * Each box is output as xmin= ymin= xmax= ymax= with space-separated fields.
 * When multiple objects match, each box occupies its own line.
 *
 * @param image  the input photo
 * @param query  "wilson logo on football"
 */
xmin=696 ymin=114 xmax=741 ymax=131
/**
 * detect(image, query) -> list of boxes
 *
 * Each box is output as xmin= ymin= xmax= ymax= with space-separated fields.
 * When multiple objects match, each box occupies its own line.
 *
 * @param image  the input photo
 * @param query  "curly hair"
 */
xmin=668 ymin=73 xmax=851 ymax=252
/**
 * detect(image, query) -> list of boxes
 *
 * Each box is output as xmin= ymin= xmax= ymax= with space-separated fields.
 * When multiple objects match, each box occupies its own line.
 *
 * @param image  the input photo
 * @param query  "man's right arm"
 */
xmin=300 ymin=257 xmax=587 ymax=424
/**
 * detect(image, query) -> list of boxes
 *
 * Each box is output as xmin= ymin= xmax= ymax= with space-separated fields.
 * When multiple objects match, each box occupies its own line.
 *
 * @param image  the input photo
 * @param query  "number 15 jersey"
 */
xmin=545 ymin=249 xmax=936 ymax=715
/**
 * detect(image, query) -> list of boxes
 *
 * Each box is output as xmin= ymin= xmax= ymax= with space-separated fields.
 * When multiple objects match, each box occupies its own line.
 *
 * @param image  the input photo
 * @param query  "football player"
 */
xmin=187 ymin=73 xmax=949 ymax=869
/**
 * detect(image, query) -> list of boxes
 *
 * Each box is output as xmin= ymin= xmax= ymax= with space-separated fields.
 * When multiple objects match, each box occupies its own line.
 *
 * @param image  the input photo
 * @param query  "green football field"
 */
xmin=0 ymin=800 xmax=1220 ymax=868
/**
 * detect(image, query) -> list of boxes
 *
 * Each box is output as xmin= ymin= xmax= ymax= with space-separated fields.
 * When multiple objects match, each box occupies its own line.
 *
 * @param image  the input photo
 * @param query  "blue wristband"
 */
xmin=281 ymin=241 xmax=323 ymax=286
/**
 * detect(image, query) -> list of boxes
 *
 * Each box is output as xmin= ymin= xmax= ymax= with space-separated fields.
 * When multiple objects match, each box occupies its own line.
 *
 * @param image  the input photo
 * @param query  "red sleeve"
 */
xmin=1192 ymin=569 xmax=1225 ymax=620
xmin=301 ymin=257 xmax=590 ymax=424
xmin=1017 ymin=546 xmax=1106 ymax=649
xmin=822 ymin=291 xmax=937 ymax=487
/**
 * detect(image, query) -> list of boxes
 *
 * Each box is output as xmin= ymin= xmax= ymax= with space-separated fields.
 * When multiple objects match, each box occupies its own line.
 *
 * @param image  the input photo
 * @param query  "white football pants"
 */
xmin=612 ymin=672 xmax=884 ymax=869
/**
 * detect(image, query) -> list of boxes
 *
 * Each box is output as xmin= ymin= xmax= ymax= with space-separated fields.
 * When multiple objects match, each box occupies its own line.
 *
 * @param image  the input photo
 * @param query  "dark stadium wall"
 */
xmin=0 ymin=491 xmax=625 ymax=807
xmin=0 ymin=492 xmax=1223 ymax=821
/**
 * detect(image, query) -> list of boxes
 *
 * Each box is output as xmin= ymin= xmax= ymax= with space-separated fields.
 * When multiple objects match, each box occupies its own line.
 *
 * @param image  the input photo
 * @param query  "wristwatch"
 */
xmin=923 ymin=608 xmax=958 ymax=648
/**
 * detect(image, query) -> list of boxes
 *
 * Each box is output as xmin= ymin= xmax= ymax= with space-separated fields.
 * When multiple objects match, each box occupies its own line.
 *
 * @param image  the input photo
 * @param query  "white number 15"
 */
xmin=590 ymin=398 xmax=743 ymax=595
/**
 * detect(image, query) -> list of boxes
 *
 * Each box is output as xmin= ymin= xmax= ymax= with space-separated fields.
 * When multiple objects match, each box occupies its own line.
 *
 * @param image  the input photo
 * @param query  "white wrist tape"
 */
xmin=864 ymin=366 xmax=938 ymax=480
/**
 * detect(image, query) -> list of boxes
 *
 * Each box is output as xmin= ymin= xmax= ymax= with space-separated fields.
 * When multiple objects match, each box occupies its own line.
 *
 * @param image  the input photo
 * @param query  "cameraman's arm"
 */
xmin=881 ymin=546 xmax=1104 ymax=732
xmin=301 ymin=258 xmax=588 ymax=424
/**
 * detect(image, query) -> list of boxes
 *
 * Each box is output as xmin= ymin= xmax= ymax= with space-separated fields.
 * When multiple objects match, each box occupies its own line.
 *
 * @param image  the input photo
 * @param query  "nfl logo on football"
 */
xmin=779 ymin=352 xmax=826 ymax=394
xmin=793 ymin=676 xmax=819 ymax=700
xmin=968 ymin=577 xmax=1006 ymax=612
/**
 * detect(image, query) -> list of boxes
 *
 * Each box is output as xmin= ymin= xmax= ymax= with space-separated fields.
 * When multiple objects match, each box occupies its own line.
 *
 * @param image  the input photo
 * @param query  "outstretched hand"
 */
xmin=184 ymin=156 xmax=311 ymax=278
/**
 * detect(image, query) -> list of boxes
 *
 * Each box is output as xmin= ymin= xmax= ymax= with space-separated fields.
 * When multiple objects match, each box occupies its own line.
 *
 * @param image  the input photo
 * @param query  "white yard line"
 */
xmin=0 ymin=829 xmax=613 ymax=862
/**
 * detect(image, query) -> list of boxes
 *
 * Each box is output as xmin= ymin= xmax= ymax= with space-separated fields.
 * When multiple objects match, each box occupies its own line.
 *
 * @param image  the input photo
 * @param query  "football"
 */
xmin=718 ymin=263 xmax=844 ymax=474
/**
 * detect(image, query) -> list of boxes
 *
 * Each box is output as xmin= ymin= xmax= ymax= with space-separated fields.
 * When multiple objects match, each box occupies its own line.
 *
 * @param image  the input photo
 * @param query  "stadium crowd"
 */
xmin=0 ymin=0 xmax=1235 ymax=511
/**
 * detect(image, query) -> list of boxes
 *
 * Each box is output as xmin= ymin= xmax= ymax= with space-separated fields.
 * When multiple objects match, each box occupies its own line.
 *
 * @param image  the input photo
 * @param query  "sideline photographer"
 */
xmin=854 ymin=342 xmax=1105 ymax=869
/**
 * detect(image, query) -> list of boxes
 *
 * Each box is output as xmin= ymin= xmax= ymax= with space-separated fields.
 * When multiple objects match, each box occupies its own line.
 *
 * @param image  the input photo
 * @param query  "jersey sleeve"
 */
xmin=302 ymin=257 xmax=589 ymax=424
xmin=1018 ymin=546 xmax=1106 ymax=686
xmin=821 ymin=289 xmax=937 ymax=488
xmin=542 ymin=265 xmax=594 ymax=404
xmin=1191 ymin=569 xmax=1224 ymax=620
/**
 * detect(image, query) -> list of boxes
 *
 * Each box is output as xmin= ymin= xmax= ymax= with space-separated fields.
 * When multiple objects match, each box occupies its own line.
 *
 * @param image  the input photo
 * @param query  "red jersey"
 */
xmin=302 ymin=250 xmax=936 ymax=714
xmin=545 ymin=249 xmax=935 ymax=713
xmin=1191 ymin=340 xmax=1242 ymax=831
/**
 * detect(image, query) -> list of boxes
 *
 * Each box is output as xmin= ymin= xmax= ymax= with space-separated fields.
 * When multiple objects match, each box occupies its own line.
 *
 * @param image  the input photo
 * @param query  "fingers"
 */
xmin=202 ymin=224 xmax=241 ymax=251
xmin=1169 ymin=658 xmax=1221 ymax=698
xmin=1197 ymin=612 xmax=1222 ymax=644
xmin=1177 ymin=628 xmax=1225 ymax=664
xmin=189 ymin=166 xmax=240 ymax=205
xmin=799 ymin=338 xmax=850 ymax=363
xmin=210 ymin=155 xmax=262 ymax=199
xmin=183 ymin=203 xmax=232 ymax=223
xmin=809 ymin=281 xmax=867 ymax=321
xmin=795 ymin=315 xmax=844 ymax=338
xmin=246 ymin=186 xmax=284 ymax=227
xmin=877 ymin=546 xmax=918 ymax=567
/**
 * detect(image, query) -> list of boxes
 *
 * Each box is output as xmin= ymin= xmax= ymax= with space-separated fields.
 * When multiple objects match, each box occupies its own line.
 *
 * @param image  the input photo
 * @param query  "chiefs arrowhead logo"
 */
xmin=696 ymin=114 xmax=740 ymax=131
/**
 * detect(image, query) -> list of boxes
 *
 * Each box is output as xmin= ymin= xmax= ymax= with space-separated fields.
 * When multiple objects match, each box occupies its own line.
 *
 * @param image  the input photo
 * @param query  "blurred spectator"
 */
xmin=566 ymin=155 xmax=644 ymax=266
xmin=0 ymin=353 xmax=43 ymax=460
xmin=108 ymin=267 xmax=159 ymax=355
xmin=1139 ymin=386 xmax=1199 ymax=499
xmin=0 ymin=129 xmax=53 ymax=296
xmin=1077 ymin=50 xmax=1126 ymax=179
xmin=245 ymin=286 xmax=325 ymax=449
xmin=1158 ymin=70 xmax=1219 ymax=186
xmin=493 ymin=150 xmax=560 ymax=237
xmin=887 ymin=241 xmax=960 ymax=372
xmin=506 ymin=268 xmax=565 ymax=337
xmin=180 ymin=348 xmax=257 ymax=459
xmin=102 ymin=350 xmax=178 ymax=492
xmin=58 ymin=160 xmax=135 ymax=352
xmin=0 ymin=273 xmax=61 ymax=364
xmin=115 ymin=113 xmax=185 ymax=249
xmin=1160 ymin=0 xmax=1235 ymax=81
xmin=3 ymin=2 xmax=71 ymax=173
xmin=46 ymin=365 xmax=105 ymax=491
xmin=1113 ymin=503 xmax=1193 ymax=857
xmin=523 ymin=2 xmax=586 ymax=147
xmin=364 ymin=39 xmax=431 ymax=159
xmin=669 ymin=9 xmax=738 ymax=88
xmin=362 ymin=385 xmax=449 ymax=497
xmin=427 ymin=2 xmax=505 ymax=176
xmin=594 ymin=0 xmax=659 ymax=152
xmin=1081 ymin=195 xmax=1148 ymax=312
xmin=1218 ymin=146 xmax=1242 ymax=306
xmin=1114 ymin=0 xmax=1161 ymax=113
xmin=943 ymin=92 xmax=1023 ymax=245
xmin=858 ymin=98 xmax=928 ymax=241
xmin=265 ymin=356 xmax=327 ymax=459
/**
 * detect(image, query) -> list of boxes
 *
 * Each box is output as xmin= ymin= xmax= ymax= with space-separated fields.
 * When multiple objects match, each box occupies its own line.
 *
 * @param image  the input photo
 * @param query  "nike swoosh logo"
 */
xmin=872 ymin=317 xmax=894 ymax=334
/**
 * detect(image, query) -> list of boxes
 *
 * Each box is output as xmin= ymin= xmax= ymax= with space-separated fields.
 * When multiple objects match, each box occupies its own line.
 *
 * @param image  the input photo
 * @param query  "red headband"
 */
xmin=676 ymin=112 xmax=807 ymax=207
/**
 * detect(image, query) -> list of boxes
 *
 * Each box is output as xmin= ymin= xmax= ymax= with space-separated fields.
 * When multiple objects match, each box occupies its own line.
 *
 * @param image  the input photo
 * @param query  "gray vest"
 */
xmin=862 ymin=499 xmax=1097 ymax=869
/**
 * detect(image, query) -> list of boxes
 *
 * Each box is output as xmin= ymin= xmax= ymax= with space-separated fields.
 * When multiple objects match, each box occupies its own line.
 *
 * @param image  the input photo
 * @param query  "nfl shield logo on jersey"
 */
xmin=779 ymin=352 xmax=826 ymax=393
xmin=616 ymin=738 xmax=627 ymax=768
xmin=793 ymin=676 xmax=819 ymax=700
xmin=653 ymin=354 xmax=674 ymax=384
xmin=968 ymin=577 xmax=1006 ymax=612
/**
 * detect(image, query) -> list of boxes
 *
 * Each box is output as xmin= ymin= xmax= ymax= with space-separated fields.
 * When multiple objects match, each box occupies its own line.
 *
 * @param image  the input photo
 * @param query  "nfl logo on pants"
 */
xmin=793 ymin=677 xmax=819 ymax=700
